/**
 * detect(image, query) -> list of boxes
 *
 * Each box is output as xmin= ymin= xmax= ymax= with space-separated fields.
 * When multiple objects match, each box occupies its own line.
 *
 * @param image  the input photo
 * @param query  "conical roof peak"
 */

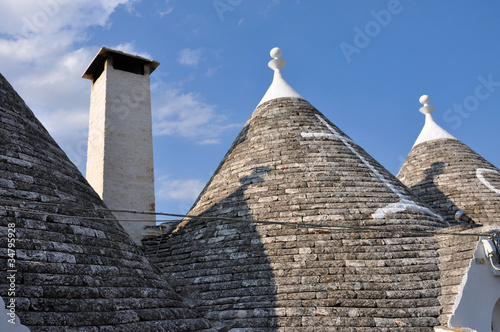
xmin=147 ymin=50 xmax=448 ymax=329
xmin=398 ymin=95 xmax=500 ymax=225
xmin=413 ymin=95 xmax=456 ymax=147
xmin=258 ymin=47 xmax=303 ymax=106
xmin=148 ymin=92 xmax=447 ymax=327
xmin=192 ymin=95 xmax=446 ymax=226
xmin=0 ymin=73 xmax=211 ymax=330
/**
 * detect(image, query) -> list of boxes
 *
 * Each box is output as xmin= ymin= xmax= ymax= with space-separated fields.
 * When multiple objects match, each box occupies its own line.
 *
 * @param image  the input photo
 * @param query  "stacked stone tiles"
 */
xmin=433 ymin=225 xmax=481 ymax=327
xmin=0 ymin=73 xmax=213 ymax=331
xmin=397 ymin=138 xmax=500 ymax=225
xmin=145 ymin=97 xmax=449 ymax=330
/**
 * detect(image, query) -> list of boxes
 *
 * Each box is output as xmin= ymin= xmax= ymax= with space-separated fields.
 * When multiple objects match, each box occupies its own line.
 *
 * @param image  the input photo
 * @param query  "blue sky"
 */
xmin=1 ymin=1 xmax=500 ymax=217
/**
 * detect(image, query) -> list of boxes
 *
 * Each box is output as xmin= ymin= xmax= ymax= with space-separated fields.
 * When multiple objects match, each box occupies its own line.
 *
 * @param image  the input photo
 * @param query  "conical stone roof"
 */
xmin=397 ymin=96 xmax=500 ymax=225
xmin=145 ymin=49 xmax=449 ymax=330
xmin=0 ymin=73 xmax=213 ymax=331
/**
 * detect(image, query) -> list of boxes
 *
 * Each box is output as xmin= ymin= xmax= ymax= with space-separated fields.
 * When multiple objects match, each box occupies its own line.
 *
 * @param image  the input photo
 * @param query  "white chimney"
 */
xmin=82 ymin=47 xmax=160 ymax=244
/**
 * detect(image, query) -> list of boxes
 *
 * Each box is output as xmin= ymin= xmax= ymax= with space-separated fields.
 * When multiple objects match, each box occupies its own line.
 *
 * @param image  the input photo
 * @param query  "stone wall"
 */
xmin=433 ymin=226 xmax=480 ymax=327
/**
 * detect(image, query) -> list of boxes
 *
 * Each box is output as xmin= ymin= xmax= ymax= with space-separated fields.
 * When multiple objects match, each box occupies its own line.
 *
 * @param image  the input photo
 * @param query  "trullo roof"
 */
xmin=397 ymin=95 xmax=500 ymax=225
xmin=0 ymin=73 xmax=213 ymax=331
xmin=144 ymin=48 xmax=449 ymax=330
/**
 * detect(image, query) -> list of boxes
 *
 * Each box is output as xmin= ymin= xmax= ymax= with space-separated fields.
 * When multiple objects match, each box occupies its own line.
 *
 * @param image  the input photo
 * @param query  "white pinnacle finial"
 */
xmin=419 ymin=94 xmax=430 ymax=106
xmin=268 ymin=47 xmax=286 ymax=71
xmin=270 ymin=47 xmax=282 ymax=59
xmin=413 ymin=94 xmax=456 ymax=147
xmin=418 ymin=94 xmax=434 ymax=115
xmin=258 ymin=47 xmax=302 ymax=105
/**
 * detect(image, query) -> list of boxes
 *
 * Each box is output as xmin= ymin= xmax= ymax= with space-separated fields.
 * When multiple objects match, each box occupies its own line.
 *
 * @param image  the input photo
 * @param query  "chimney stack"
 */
xmin=82 ymin=47 xmax=160 ymax=244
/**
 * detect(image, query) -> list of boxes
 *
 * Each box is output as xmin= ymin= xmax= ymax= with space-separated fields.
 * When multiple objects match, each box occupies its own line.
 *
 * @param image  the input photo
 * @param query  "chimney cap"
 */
xmin=82 ymin=47 xmax=160 ymax=80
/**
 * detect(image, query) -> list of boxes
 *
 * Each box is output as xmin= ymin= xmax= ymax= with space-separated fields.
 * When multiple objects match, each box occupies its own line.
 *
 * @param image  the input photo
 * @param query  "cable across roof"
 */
xmin=0 ymin=198 xmax=488 ymax=238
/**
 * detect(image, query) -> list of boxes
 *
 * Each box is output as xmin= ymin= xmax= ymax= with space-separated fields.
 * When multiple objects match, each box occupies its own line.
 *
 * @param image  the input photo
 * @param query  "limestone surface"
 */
xmin=145 ymin=97 xmax=449 ymax=330
xmin=0 ymin=73 xmax=213 ymax=331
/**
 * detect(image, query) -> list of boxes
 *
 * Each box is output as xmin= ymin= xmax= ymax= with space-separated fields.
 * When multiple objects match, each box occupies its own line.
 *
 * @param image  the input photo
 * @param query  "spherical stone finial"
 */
xmin=419 ymin=95 xmax=430 ymax=106
xmin=270 ymin=47 xmax=282 ymax=59
xmin=418 ymin=94 xmax=435 ymax=115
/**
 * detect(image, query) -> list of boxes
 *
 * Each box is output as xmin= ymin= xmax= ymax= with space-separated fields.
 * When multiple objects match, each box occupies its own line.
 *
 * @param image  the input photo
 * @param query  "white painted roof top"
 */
xmin=258 ymin=47 xmax=303 ymax=106
xmin=412 ymin=95 xmax=456 ymax=147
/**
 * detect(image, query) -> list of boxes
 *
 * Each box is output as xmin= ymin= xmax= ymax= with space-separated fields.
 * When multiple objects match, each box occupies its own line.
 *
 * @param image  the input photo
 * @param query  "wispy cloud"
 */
xmin=158 ymin=0 xmax=174 ymax=17
xmin=160 ymin=8 xmax=173 ymax=17
xmin=152 ymin=87 xmax=241 ymax=142
xmin=160 ymin=7 xmax=173 ymax=17
xmin=111 ymin=42 xmax=152 ymax=59
xmin=262 ymin=0 xmax=280 ymax=15
xmin=0 ymin=1 xmax=138 ymax=40
xmin=205 ymin=65 xmax=221 ymax=77
xmin=0 ymin=0 xmax=141 ymax=172
xmin=156 ymin=177 xmax=205 ymax=201
xmin=200 ymin=138 xmax=221 ymax=145
xmin=178 ymin=48 xmax=203 ymax=66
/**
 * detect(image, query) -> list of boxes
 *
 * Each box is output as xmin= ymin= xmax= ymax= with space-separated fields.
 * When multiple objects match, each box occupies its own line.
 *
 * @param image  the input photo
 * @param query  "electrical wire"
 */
xmin=0 ymin=198 xmax=490 ymax=238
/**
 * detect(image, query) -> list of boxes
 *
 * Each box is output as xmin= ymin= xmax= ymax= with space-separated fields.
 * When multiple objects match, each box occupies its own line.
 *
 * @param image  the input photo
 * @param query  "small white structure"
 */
xmin=412 ymin=95 xmax=456 ymax=147
xmin=258 ymin=47 xmax=303 ymax=106
xmin=82 ymin=47 xmax=160 ymax=244
xmin=449 ymin=232 xmax=500 ymax=332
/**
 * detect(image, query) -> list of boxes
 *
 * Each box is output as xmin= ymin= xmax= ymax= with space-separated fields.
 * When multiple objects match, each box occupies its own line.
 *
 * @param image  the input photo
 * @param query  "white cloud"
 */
xmin=178 ymin=48 xmax=202 ymax=66
xmin=0 ymin=1 xmax=137 ymax=40
xmin=0 ymin=0 xmax=141 ymax=172
xmin=158 ymin=0 xmax=173 ymax=17
xmin=0 ymin=0 xmax=236 ymax=171
xmin=0 ymin=0 xmax=236 ymax=173
xmin=200 ymin=139 xmax=221 ymax=145
xmin=160 ymin=7 xmax=173 ymax=17
xmin=156 ymin=177 xmax=205 ymax=201
xmin=1 ymin=45 xmax=95 ymax=172
xmin=205 ymin=65 xmax=221 ymax=77
xmin=111 ymin=42 xmax=152 ymax=59
xmin=37 ymin=105 xmax=90 ymax=172
xmin=152 ymin=87 xmax=241 ymax=141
